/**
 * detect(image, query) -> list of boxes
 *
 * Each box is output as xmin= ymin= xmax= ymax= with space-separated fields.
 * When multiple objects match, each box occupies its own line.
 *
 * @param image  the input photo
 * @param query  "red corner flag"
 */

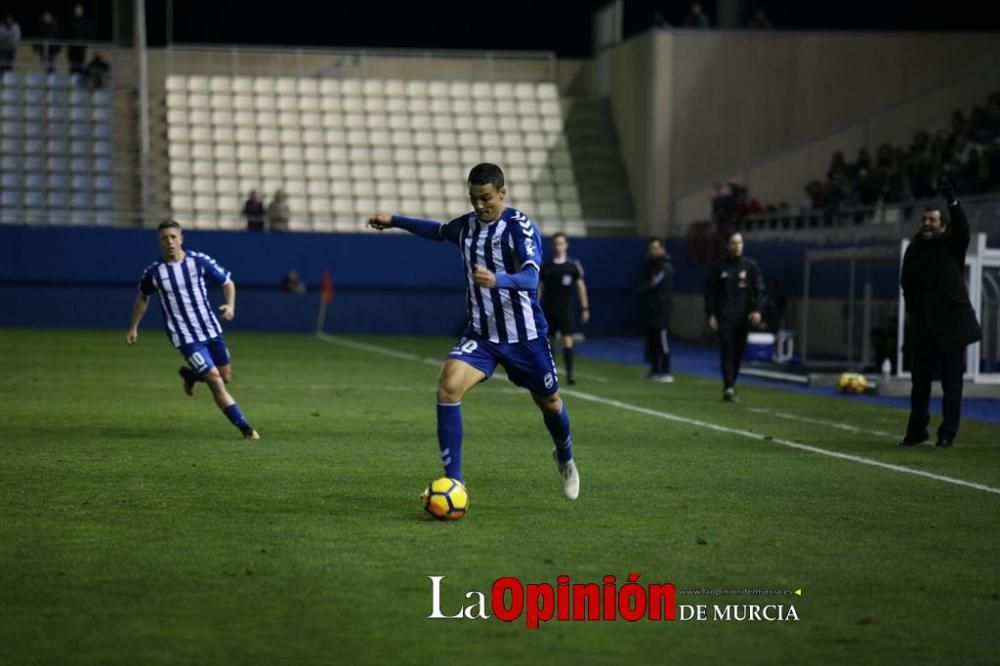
xmin=322 ymin=269 xmax=334 ymax=305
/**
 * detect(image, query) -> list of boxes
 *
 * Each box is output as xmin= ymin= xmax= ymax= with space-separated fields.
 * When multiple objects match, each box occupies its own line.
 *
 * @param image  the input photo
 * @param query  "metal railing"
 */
xmin=739 ymin=194 xmax=1000 ymax=242
xmin=161 ymin=43 xmax=558 ymax=82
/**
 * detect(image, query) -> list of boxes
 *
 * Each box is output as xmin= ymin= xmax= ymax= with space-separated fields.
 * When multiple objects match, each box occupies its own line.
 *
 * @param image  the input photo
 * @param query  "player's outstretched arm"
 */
xmin=126 ymin=293 xmax=149 ymax=344
xmin=366 ymin=212 xmax=444 ymax=241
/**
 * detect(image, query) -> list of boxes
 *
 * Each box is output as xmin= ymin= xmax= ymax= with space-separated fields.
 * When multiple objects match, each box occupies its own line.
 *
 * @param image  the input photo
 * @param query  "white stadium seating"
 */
xmin=163 ymin=76 xmax=581 ymax=234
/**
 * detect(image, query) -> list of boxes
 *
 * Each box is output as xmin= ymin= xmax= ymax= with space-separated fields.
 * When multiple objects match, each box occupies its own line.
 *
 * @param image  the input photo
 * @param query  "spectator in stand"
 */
xmin=83 ymin=51 xmax=109 ymax=89
xmin=32 ymin=11 xmax=60 ymax=73
xmin=242 ymin=190 xmax=265 ymax=231
xmin=267 ymin=190 xmax=290 ymax=232
xmin=827 ymin=151 xmax=849 ymax=181
xmin=66 ymin=3 xmax=89 ymax=75
xmin=0 ymin=14 xmax=21 ymax=72
xmin=281 ymin=270 xmax=307 ymax=294
xmin=855 ymin=148 xmax=873 ymax=175
xmin=683 ymin=2 xmax=711 ymax=28
xmin=747 ymin=8 xmax=773 ymax=29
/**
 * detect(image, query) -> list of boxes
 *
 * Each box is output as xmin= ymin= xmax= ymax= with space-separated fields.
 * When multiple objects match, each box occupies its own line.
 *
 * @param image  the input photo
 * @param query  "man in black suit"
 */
xmin=899 ymin=177 xmax=982 ymax=448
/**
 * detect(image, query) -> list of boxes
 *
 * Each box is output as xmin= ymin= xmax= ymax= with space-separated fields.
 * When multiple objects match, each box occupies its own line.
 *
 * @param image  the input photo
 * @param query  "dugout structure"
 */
xmin=800 ymin=245 xmax=900 ymax=370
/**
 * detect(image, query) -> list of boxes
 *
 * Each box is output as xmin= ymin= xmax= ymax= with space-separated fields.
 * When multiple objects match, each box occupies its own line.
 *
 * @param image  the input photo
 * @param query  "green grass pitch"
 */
xmin=1 ymin=329 xmax=998 ymax=665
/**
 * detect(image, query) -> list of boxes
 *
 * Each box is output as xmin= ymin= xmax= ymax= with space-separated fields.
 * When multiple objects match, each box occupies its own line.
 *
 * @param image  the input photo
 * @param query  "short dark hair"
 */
xmin=468 ymin=163 xmax=505 ymax=191
xmin=157 ymin=219 xmax=182 ymax=232
xmin=923 ymin=206 xmax=949 ymax=225
xmin=552 ymin=232 xmax=568 ymax=242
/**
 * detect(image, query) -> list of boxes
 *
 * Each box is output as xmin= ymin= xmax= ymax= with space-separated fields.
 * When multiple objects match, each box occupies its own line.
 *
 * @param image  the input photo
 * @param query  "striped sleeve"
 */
xmin=191 ymin=252 xmax=231 ymax=285
xmin=507 ymin=211 xmax=541 ymax=270
xmin=138 ymin=263 xmax=157 ymax=296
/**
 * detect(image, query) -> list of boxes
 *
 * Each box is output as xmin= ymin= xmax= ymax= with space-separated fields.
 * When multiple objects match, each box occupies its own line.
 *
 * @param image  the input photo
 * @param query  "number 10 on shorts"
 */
xmin=451 ymin=338 xmax=479 ymax=355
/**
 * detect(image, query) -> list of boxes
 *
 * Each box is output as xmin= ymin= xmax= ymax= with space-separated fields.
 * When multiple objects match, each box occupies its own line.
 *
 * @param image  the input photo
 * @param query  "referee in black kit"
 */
xmin=539 ymin=233 xmax=590 ymax=385
xmin=705 ymin=231 xmax=766 ymax=402
xmin=899 ymin=177 xmax=982 ymax=448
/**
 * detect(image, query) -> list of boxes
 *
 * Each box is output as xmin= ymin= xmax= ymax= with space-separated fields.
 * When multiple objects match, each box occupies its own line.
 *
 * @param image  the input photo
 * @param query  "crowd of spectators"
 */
xmin=716 ymin=89 xmax=1000 ymax=230
xmin=0 ymin=5 xmax=108 ymax=86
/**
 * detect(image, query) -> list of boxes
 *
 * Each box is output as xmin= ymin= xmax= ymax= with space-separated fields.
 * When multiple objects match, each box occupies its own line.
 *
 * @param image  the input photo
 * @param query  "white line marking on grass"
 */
xmin=316 ymin=334 xmax=1000 ymax=497
xmin=747 ymin=407 xmax=898 ymax=440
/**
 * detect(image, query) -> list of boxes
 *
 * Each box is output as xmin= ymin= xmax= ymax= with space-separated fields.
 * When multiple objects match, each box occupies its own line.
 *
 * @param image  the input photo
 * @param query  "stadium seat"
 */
xmin=234 ymin=110 xmax=254 ymax=127
xmin=322 ymin=112 xmax=345 ymax=129
xmin=343 ymin=130 xmax=364 ymax=147
xmin=24 ymin=190 xmax=45 ymax=208
xmin=46 ymin=103 xmax=70 ymax=121
xmin=94 ymin=158 xmax=114 ymax=174
xmin=344 ymin=113 xmax=366 ymax=130
xmin=278 ymin=111 xmax=300 ymax=129
xmin=280 ymin=128 xmax=303 ymax=146
xmin=255 ymin=111 xmax=277 ymax=127
xmin=305 ymin=163 xmax=327 ymax=179
xmin=210 ymin=93 xmax=231 ymax=110
xmin=513 ymin=82 xmax=536 ymax=99
xmin=47 ymin=172 xmax=70 ymax=190
xmin=350 ymin=164 xmax=373 ymax=180
xmin=254 ymin=94 xmax=276 ymax=111
xmin=209 ymin=76 xmax=231 ymax=94
xmin=188 ymin=76 xmax=209 ymax=93
xmin=231 ymin=76 xmax=253 ymax=94
xmin=406 ymin=98 xmax=430 ymax=114
xmin=70 ymin=191 xmax=94 ymax=208
xmin=559 ymin=201 xmax=582 ymax=219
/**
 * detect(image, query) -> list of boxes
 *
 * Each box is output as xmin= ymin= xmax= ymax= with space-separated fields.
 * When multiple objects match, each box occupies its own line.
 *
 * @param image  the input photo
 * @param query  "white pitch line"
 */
xmin=747 ymin=407 xmax=898 ymax=440
xmin=316 ymin=334 xmax=1000 ymax=497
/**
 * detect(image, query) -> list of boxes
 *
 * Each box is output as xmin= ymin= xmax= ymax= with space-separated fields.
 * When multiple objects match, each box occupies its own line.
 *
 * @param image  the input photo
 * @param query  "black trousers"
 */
xmin=906 ymin=345 xmax=966 ymax=440
xmin=718 ymin=323 xmax=749 ymax=390
xmin=644 ymin=327 xmax=671 ymax=375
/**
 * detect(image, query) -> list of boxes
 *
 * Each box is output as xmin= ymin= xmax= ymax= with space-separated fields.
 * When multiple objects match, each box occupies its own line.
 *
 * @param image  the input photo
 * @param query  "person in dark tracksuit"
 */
xmin=899 ymin=177 xmax=982 ymax=448
xmin=705 ymin=232 xmax=765 ymax=402
xmin=636 ymin=237 xmax=675 ymax=383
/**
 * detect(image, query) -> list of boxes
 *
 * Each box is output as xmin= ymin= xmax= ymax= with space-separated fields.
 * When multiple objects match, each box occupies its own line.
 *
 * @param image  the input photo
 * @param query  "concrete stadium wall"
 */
xmin=601 ymin=30 xmax=1000 ymax=237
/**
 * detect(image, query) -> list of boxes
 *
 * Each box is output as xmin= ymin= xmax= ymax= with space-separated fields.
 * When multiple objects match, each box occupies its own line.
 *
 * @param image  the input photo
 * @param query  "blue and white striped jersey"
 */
xmin=138 ymin=251 xmax=231 ymax=347
xmin=440 ymin=207 xmax=548 ymax=343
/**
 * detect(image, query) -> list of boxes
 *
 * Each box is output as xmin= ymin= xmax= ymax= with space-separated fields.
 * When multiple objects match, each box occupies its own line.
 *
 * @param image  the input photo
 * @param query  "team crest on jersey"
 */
xmin=544 ymin=373 xmax=554 ymax=389
xmin=738 ymin=270 xmax=747 ymax=279
xmin=720 ymin=271 xmax=728 ymax=278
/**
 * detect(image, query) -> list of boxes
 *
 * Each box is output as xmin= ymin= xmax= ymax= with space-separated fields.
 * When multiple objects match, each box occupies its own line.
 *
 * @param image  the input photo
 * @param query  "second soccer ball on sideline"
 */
xmin=836 ymin=372 xmax=868 ymax=394
xmin=421 ymin=477 xmax=469 ymax=521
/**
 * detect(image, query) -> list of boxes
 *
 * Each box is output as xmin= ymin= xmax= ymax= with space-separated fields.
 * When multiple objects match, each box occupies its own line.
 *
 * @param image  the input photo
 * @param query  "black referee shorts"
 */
xmin=544 ymin=305 xmax=574 ymax=337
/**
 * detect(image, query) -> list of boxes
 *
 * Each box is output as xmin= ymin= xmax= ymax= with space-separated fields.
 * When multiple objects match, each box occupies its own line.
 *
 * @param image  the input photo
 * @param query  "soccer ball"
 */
xmin=421 ymin=477 xmax=469 ymax=521
xmin=837 ymin=372 xmax=868 ymax=394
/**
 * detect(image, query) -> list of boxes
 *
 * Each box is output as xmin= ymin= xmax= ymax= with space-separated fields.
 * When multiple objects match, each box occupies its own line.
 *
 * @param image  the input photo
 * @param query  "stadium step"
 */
xmin=562 ymin=97 xmax=635 ymax=227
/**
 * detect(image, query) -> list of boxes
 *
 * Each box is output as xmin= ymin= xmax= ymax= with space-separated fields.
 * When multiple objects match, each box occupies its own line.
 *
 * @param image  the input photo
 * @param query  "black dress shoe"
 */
xmin=934 ymin=438 xmax=954 ymax=448
xmin=898 ymin=433 xmax=929 ymax=447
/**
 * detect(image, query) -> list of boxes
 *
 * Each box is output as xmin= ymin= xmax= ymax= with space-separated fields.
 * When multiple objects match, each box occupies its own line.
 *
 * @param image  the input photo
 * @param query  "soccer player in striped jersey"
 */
xmin=367 ymin=163 xmax=579 ymax=500
xmin=125 ymin=220 xmax=260 ymax=439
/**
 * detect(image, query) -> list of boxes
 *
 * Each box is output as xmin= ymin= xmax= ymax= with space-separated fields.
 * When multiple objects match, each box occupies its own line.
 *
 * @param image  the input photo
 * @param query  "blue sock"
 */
xmin=437 ymin=403 xmax=463 ymax=481
xmin=223 ymin=403 xmax=250 ymax=432
xmin=544 ymin=403 xmax=574 ymax=463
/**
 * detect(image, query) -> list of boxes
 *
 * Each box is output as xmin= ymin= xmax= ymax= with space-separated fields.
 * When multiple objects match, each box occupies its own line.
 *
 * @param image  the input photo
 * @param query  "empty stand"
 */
xmin=162 ymin=75 xmax=583 ymax=234
xmin=0 ymin=72 xmax=116 ymax=226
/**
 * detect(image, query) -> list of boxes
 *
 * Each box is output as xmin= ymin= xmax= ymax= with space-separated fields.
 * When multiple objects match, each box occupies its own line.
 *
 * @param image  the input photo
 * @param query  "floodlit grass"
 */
xmin=1 ymin=329 xmax=998 ymax=665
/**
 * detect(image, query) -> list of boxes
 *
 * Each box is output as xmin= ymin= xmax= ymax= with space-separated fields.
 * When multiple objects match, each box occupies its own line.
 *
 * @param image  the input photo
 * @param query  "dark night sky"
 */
xmin=6 ymin=0 xmax=1000 ymax=57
